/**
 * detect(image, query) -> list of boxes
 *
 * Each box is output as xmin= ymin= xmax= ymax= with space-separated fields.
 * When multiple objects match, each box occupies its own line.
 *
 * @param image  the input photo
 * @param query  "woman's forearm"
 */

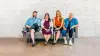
xmin=53 ymin=22 xmax=57 ymax=29
xmin=43 ymin=27 xmax=47 ymax=30
xmin=63 ymin=26 xmax=66 ymax=29
xmin=59 ymin=24 xmax=62 ymax=29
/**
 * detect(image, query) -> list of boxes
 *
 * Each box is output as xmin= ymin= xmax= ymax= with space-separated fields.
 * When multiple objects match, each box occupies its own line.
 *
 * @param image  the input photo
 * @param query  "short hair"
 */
xmin=33 ymin=11 xmax=38 ymax=13
xmin=32 ymin=11 xmax=38 ymax=17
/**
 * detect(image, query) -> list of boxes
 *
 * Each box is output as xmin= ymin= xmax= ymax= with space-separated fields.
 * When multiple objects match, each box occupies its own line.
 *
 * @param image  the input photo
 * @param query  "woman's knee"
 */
xmin=57 ymin=31 xmax=61 ymax=35
xmin=61 ymin=30 xmax=67 ymax=37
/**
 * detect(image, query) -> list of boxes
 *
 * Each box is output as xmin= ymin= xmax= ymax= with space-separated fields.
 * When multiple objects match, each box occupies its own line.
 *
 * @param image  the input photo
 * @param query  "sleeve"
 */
xmin=64 ymin=19 xmax=67 ymax=28
xmin=37 ymin=18 xmax=41 ymax=26
xmin=41 ymin=19 xmax=45 ymax=28
xmin=25 ymin=19 xmax=30 ymax=26
xmin=74 ymin=18 xmax=78 ymax=25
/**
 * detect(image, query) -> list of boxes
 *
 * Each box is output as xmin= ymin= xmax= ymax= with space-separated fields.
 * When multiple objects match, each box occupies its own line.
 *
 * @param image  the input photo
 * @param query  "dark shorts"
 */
xmin=26 ymin=23 xmax=39 ymax=32
xmin=61 ymin=29 xmax=74 ymax=38
xmin=53 ymin=26 xmax=63 ymax=32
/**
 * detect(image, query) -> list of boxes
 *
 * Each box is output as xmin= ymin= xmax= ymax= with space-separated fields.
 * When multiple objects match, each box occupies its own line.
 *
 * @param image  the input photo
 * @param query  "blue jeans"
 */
xmin=61 ymin=29 xmax=73 ymax=38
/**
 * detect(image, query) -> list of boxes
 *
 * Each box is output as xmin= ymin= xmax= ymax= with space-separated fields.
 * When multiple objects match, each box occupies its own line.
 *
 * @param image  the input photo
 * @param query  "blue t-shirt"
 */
xmin=25 ymin=17 xmax=41 ymax=27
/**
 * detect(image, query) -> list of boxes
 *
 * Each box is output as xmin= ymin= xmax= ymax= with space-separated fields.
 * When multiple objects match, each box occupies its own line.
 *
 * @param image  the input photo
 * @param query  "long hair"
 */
xmin=44 ymin=13 xmax=51 ymax=22
xmin=56 ymin=10 xmax=63 ymax=22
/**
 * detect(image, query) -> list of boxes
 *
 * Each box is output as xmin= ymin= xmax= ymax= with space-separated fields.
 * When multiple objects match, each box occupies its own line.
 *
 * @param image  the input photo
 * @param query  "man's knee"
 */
xmin=30 ymin=29 xmax=35 ymax=33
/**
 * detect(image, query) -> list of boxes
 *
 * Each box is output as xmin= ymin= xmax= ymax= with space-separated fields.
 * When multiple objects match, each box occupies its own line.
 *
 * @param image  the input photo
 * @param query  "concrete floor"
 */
xmin=0 ymin=37 xmax=100 ymax=56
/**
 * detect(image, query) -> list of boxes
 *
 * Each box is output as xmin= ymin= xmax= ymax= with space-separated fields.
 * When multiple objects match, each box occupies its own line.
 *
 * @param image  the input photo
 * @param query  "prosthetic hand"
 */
xmin=70 ymin=25 xmax=76 ymax=30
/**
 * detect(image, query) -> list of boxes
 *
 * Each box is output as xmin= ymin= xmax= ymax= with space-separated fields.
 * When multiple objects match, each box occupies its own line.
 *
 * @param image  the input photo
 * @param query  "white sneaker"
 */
xmin=64 ymin=41 xmax=68 ymax=45
xmin=69 ymin=39 xmax=72 ymax=46
xmin=53 ymin=40 xmax=57 ymax=44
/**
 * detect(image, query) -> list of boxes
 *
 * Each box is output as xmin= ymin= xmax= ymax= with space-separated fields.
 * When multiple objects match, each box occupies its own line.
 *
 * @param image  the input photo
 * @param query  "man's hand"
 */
xmin=26 ymin=25 xmax=31 ymax=28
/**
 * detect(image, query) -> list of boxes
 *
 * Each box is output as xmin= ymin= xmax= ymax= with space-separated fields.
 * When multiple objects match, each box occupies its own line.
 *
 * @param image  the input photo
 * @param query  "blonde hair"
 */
xmin=56 ymin=10 xmax=63 ymax=21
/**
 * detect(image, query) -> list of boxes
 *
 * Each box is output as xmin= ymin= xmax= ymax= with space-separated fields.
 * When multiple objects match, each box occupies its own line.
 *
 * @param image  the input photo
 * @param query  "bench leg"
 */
xmin=53 ymin=32 xmax=56 ymax=42
xmin=72 ymin=38 xmax=74 ymax=43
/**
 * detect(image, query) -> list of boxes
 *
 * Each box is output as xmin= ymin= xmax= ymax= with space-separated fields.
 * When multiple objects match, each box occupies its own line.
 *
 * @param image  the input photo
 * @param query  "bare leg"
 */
xmin=43 ymin=35 xmax=48 ymax=42
xmin=55 ymin=31 xmax=60 ymax=42
xmin=47 ymin=34 xmax=51 ymax=42
xmin=30 ymin=29 xmax=35 ymax=44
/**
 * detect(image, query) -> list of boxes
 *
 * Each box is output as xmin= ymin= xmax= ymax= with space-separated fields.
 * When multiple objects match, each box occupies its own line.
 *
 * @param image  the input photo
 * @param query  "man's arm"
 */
xmin=25 ymin=19 xmax=31 ymax=28
xmin=26 ymin=25 xmax=31 ymax=28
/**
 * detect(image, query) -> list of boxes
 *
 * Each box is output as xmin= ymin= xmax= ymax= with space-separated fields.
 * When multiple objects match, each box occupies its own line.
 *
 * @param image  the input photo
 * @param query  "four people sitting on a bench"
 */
xmin=25 ymin=10 xmax=79 ymax=47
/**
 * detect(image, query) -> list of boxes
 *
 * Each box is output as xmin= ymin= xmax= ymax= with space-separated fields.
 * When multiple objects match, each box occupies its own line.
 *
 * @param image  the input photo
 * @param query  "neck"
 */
xmin=33 ymin=16 xmax=37 ymax=18
xmin=45 ymin=18 xmax=48 ymax=21
xmin=69 ymin=18 xmax=72 ymax=20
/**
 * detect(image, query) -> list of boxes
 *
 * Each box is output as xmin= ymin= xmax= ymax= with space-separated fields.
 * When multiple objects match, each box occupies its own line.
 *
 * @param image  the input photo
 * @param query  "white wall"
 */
xmin=0 ymin=0 xmax=100 ymax=38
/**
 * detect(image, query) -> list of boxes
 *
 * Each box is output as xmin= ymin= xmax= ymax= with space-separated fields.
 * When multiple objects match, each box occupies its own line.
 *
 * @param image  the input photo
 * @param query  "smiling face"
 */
xmin=45 ymin=14 xmax=49 ymax=20
xmin=44 ymin=13 xmax=50 ymax=21
xmin=69 ymin=13 xmax=73 ymax=19
xmin=56 ymin=11 xmax=60 ymax=17
xmin=56 ymin=10 xmax=62 ymax=20
xmin=33 ymin=11 xmax=37 ymax=18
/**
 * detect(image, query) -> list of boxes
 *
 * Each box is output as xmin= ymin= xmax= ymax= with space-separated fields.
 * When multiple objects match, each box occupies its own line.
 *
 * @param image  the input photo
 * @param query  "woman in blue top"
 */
xmin=62 ymin=13 xmax=79 ymax=46
xmin=25 ymin=11 xmax=41 ymax=47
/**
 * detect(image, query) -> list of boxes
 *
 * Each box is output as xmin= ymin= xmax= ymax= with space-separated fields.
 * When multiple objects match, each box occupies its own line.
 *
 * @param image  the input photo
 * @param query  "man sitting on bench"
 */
xmin=25 ymin=11 xmax=41 ymax=47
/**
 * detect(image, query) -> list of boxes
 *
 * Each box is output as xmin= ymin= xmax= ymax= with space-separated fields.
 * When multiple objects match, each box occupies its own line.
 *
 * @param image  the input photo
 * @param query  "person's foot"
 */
xmin=64 ymin=41 xmax=68 ymax=45
xmin=44 ymin=42 xmax=48 ymax=45
xmin=52 ymin=41 xmax=57 ymax=45
xmin=32 ymin=43 xmax=36 ymax=47
xmin=69 ymin=39 xmax=72 ymax=46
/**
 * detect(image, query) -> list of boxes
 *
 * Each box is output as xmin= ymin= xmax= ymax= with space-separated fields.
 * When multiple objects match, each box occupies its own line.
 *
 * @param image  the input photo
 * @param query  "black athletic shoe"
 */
xmin=44 ymin=42 xmax=48 ymax=45
xmin=52 ymin=41 xmax=57 ymax=45
xmin=32 ymin=43 xmax=36 ymax=47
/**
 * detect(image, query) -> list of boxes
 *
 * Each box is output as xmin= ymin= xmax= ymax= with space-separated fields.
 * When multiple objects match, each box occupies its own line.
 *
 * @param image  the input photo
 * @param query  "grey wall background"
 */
xmin=0 ymin=0 xmax=100 ymax=38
